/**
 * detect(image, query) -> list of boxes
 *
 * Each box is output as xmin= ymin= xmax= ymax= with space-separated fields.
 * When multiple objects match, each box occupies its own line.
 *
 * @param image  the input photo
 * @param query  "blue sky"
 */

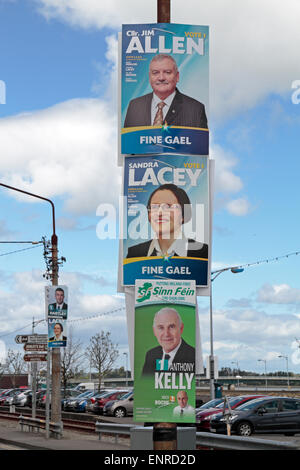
xmin=1 ymin=0 xmax=300 ymax=375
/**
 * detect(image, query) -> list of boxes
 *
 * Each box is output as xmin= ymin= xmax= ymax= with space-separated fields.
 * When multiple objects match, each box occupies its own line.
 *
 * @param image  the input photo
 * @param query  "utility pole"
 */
xmin=153 ymin=0 xmax=177 ymax=452
xmin=0 ymin=182 xmax=63 ymax=433
xmin=50 ymin=231 xmax=61 ymax=425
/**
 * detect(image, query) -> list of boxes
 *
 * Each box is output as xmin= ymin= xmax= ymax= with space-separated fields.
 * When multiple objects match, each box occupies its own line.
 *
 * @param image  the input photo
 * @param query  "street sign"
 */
xmin=23 ymin=353 xmax=48 ymax=362
xmin=15 ymin=334 xmax=48 ymax=344
xmin=24 ymin=343 xmax=48 ymax=352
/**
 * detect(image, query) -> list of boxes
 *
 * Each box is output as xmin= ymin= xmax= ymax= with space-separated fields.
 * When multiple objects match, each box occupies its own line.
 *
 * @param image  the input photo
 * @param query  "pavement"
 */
xmin=0 ymin=419 xmax=131 ymax=450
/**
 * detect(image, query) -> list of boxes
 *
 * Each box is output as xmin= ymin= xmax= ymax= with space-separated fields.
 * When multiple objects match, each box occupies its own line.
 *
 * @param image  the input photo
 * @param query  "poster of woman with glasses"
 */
xmin=122 ymin=154 xmax=210 ymax=286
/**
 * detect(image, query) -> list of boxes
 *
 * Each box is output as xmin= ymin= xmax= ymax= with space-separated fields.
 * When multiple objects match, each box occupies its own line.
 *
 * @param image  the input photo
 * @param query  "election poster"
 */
xmin=48 ymin=318 xmax=67 ymax=348
xmin=122 ymin=154 xmax=210 ymax=286
xmin=120 ymin=23 xmax=209 ymax=156
xmin=45 ymin=285 xmax=68 ymax=320
xmin=134 ymin=279 xmax=196 ymax=423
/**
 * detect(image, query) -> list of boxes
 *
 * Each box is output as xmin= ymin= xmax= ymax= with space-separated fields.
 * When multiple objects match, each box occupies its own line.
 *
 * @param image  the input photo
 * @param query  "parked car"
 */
xmin=0 ymin=389 xmax=24 ymax=406
xmin=210 ymin=396 xmax=300 ymax=436
xmin=12 ymin=389 xmax=32 ymax=407
xmin=63 ymin=390 xmax=96 ymax=412
xmin=196 ymin=395 xmax=265 ymax=431
xmin=27 ymin=389 xmax=45 ymax=408
xmin=104 ymin=391 xmax=134 ymax=417
xmin=93 ymin=390 xmax=129 ymax=415
xmin=195 ymin=398 xmax=224 ymax=413
xmin=86 ymin=391 xmax=110 ymax=413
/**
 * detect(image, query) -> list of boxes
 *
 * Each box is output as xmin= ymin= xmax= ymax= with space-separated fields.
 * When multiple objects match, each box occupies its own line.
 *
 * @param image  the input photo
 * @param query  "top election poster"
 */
xmin=45 ymin=285 xmax=68 ymax=320
xmin=121 ymin=23 xmax=209 ymax=156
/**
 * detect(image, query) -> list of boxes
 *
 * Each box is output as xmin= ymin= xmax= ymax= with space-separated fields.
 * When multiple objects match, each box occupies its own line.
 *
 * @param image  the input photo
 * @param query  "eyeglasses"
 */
xmin=148 ymin=203 xmax=182 ymax=211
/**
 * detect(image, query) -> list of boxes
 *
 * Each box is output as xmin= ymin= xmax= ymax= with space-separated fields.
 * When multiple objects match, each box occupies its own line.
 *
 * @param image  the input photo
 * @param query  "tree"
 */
xmin=61 ymin=328 xmax=84 ymax=396
xmin=5 ymin=349 xmax=27 ymax=387
xmin=85 ymin=331 xmax=119 ymax=392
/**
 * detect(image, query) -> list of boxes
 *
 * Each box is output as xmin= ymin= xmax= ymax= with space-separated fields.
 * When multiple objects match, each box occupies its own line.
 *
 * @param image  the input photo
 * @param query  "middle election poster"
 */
xmin=134 ymin=279 xmax=196 ymax=423
xmin=122 ymin=154 xmax=209 ymax=286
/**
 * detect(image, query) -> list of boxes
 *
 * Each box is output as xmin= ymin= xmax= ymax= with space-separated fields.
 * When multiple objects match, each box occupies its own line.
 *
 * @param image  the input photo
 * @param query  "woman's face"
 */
xmin=148 ymin=189 xmax=183 ymax=239
xmin=54 ymin=324 xmax=62 ymax=337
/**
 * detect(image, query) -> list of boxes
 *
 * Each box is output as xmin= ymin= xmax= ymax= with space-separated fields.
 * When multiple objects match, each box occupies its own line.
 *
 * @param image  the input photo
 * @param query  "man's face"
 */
xmin=148 ymin=189 xmax=183 ymax=239
xmin=149 ymin=58 xmax=179 ymax=100
xmin=177 ymin=392 xmax=188 ymax=409
xmin=55 ymin=290 xmax=64 ymax=305
xmin=153 ymin=310 xmax=183 ymax=353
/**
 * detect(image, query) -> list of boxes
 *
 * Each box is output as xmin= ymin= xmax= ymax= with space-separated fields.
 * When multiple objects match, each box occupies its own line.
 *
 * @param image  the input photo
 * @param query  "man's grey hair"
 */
xmin=153 ymin=307 xmax=183 ymax=327
xmin=149 ymin=54 xmax=178 ymax=74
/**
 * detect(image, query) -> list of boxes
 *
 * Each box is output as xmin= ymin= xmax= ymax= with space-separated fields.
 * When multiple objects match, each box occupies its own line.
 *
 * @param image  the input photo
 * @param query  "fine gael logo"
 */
xmin=136 ymin=282 xmax=153 ymax=303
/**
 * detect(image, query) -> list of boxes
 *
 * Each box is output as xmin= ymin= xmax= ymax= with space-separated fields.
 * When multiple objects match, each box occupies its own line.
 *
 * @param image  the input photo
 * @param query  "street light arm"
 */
xmin=211 ymin=266 xmax=244 ymax=282
xmin=0 ymin=182 xmax=56 ymax=235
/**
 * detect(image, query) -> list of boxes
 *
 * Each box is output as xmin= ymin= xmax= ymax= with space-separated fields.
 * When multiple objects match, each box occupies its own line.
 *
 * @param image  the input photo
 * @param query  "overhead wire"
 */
xmin=1 ymin=248 xmax=299 ymax=339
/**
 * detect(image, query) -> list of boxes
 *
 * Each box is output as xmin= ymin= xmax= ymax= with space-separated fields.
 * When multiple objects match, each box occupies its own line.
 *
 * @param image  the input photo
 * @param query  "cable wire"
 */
xmin=0 ymin=243 xmax=43 ymax=257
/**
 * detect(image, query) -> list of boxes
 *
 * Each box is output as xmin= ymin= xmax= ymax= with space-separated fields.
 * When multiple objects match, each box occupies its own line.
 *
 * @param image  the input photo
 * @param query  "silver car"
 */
xmin=13 ymin=389 xmax=32 ymax=407
xmin=108 ymin=391 xmax=134 ymax=418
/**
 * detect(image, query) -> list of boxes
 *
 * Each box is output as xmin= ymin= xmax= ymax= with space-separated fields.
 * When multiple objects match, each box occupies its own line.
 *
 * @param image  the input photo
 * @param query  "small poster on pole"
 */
xmin=45 ymin=285 xmax=68 ymax=319
xmin=48 ymin=318 xmax=67 ymax=348
xmin=134 ymin=279 xmax=196 ymax=423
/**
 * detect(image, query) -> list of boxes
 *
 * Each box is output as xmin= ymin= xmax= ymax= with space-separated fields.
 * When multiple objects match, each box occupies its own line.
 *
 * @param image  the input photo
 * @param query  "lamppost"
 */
xmin=123 ymin=352 xmax=128 ymax=387
xmin=0 ymin=182 xmax=63 ymax=431
xmin=258 ymin=359 xmax=267 ymax=390
xmin=231 ymin=361 xmax=240 ymax=389
xmin=209 ymin=266 xmax=244 ymax=399
xmin=278 ymin=355 xmax=290 ymax=389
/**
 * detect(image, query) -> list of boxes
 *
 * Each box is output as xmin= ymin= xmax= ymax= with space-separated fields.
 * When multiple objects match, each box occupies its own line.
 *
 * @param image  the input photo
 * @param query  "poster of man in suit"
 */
xmin=121 ymin=154 xmax=210 ymax=287
xmin=45 ymin=285 xmax=68 ymax=319
xmin=134 ymin=279 xmax=196 ymax=423
xmin=120 ymin=23 xmax=209 ymax=156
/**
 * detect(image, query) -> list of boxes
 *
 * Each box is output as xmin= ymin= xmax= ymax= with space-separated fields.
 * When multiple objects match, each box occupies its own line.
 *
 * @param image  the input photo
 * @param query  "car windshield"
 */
xmin=119 ymin=391 xmax=133 ymax=400
xmin=101 ymin=392 xmax=117 ymax=398
xmin=236 ymin=398 xmax=269 ymax=411
xmin=199 ymin=398 xmax=223 ymax=409
xmin=214 ymin=396 xmax=244 ymax=409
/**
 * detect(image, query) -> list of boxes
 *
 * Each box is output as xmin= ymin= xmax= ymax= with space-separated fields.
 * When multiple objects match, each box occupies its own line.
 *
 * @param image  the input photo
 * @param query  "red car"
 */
xmin=196 ymin=395 xmax=265 ymax=431
xmin=92 ymin=391 xmax=129 ymax=415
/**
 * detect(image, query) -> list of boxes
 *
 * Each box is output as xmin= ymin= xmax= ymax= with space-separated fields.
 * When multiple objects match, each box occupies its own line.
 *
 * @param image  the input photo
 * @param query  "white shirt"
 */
xmin=147 ymin=233 xmax=189 ymax=257
xmin=151 ymin=91 xmax=176 ymax=125
xmin=173 ymin=404 xmax=195 ymax=417
xmin=160 ymin=339 xmax=182 ymax=370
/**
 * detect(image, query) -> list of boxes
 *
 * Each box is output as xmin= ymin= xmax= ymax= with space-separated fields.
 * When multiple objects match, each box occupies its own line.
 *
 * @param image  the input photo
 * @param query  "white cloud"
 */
xmin=0 ymin=98 xmax=121 ymax=215
xmin=0 ymin=269 xmax=127 ymax=350
xmin=36 ymin=0 xmax=300 ymax=119
xmin=226 ymin=197 xmax=251 ymax=216
xmin=257 ymin=283 xmax=300 ymax=304
xmin=199 ymin=303 xmax=300 ymax=370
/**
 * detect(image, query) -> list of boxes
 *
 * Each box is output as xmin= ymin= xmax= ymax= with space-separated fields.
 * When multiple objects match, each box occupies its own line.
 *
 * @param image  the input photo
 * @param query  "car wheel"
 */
xmin=236 ymin=421 xmax=253 ymax=437
xmin=114 ymin=407 xmax=126 ymax=418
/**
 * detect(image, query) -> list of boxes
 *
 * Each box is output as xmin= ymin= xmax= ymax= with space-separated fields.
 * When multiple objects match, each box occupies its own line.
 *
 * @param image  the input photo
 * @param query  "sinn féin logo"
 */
xmin=136 ymin=282 xmax=153 ymax=303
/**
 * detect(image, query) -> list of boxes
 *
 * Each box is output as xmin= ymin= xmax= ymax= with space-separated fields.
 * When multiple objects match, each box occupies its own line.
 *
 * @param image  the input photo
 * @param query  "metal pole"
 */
xmin=209 ymin=283 xmax=215 ymax=399
xmin=157 ymin=0 xmax=170 ymax=23
xmin=0 ymin=182 xmax=61 ymax=433
xmin=50 ymin=233 xmax=62 ymax=425
xmin=124 ymin=352 xmax=128 ymax=387
xmin=45 ymin=347 xmax=51 ymax=439
xmin=153 ymin=0 xmax=177 ymax=452
xmin=32 ymin=318 xmax=37 ymax=419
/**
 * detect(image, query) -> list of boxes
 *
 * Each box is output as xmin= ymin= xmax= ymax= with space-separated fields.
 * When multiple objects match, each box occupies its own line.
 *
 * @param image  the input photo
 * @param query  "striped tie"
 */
xmin=153 ymin=101 xmax=166 ymax=126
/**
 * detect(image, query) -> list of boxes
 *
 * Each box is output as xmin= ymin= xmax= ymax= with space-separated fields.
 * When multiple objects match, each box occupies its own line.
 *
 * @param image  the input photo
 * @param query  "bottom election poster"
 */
xmin=134 ymin=279 xmax=196 ymax=423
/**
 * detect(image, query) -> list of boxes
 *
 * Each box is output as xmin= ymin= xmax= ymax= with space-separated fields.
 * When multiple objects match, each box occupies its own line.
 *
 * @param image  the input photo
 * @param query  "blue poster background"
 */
xmin=121 ymin=23 xmax=209 ymax=155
